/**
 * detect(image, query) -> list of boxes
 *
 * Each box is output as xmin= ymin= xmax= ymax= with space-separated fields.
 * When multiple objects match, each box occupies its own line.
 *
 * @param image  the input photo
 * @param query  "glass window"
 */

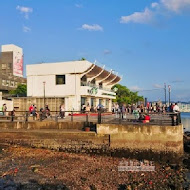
xmin=8 ymin=63 xmax=12 ymax=69
xmin=2 ymin=80 xmax=6 ymax=86
xmin=56 ymin=75 xmax=65 ymax=85
xmin=6 ymin=80 xmax=10 ymax=86
xmin=10 ymin=81 xmax=14 ymax=87
xmin=2 ymin=64 xmax=6 ymax=69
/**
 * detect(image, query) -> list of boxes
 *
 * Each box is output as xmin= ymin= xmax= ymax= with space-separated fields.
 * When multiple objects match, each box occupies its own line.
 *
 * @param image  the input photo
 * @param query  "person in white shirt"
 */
xmin=173 ymin=103 xmax=180 ymax=112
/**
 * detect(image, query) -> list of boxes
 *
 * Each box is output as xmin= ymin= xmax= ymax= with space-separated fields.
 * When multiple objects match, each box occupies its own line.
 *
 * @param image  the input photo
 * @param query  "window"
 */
xmin=10 ymin=81 xmax=14 ymax=87
xmin=8 ymin=63 xmax=12 ymax=69
xmin=6 ymin=80 xmax=10 ymax=86
xmin=2 ymin=64 xmax=6 ymax=69
xmin=2 ymin=80 xmax=6 ymax=86
xmin=56 ymin=75 xmax=65 ymax=85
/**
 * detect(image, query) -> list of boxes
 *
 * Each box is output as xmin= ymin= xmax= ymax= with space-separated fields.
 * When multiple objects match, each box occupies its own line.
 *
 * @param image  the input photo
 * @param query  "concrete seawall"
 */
xmin=97 ymin=124 xmax=184 ymax=154
xmin=0 ymin=121 xmax=85 ymax=130
xmin=0 ymin=121 xmax=184 ymax=162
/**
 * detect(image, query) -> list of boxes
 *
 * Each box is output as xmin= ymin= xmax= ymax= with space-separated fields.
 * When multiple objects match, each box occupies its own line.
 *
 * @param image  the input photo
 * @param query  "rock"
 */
xmin=165 ymin=166 xmax=171 ymax=171
xmin=0 ymin=177 xmax=17 ymax=190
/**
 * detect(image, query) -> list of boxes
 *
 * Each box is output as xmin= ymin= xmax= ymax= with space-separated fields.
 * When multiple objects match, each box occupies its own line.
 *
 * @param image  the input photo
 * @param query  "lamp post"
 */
xmin=168 ymin=85 xmax=171 ymax=106
xmin=43 ymin=81 xmax=46 ymax=108
xmin=164 ymin=83 xmax=166 ymax=105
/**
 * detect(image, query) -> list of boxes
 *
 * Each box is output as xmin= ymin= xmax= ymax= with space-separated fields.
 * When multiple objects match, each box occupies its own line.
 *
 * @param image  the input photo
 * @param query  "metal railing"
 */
xmin=99 ymin=112 xmax=182 ymax=126
xmin=80 ymin=81 xmax=115 ymax=93
xmin=0 ymin=111 xmax=182 ymax=126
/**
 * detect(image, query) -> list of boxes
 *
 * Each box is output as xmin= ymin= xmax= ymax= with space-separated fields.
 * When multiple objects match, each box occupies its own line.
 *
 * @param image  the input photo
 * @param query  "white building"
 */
xmin=26 ymin=60 xmax=121 ymax=112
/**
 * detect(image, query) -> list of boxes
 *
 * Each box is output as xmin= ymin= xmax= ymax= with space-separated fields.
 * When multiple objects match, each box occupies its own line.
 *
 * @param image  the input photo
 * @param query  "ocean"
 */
xmin=181 ymin=112 xmax=190 ymax=132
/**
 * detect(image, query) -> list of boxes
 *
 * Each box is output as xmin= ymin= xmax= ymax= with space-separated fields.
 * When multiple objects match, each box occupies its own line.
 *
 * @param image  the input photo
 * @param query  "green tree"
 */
xmin=112 ymin=84 xmax=144 ymax=105
xmin=80 ymin=57 xmax=86 ymax=61
xmin=9 ymin=84 xmax=27 ymax=97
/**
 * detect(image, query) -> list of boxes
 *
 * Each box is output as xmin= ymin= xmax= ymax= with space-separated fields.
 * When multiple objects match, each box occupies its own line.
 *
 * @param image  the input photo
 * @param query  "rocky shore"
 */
xmin=0 ymin=144 xmax=190 ymax=190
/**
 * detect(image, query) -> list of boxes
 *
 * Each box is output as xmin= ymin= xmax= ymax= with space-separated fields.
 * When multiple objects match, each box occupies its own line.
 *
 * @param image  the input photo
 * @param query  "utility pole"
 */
xmin=168 ymin=85 xmax=171 ymax=106
xmin=43 ymin=81 xmax=46 ymax=108
xmin=164 ymin=83 xmax=166 ymax=105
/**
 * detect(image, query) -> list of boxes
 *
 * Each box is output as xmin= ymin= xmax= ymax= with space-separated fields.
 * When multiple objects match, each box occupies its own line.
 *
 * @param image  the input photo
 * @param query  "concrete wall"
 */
xmin=27 ymin=74 xmax=78 ymax=97
xmin=0 ymin=121 xmax=85 ymax=130
xmin=97 ymin=124 xmax=184 ymax=154
xmin=0 ymin=130 xmax=109 ymax=154
xmin=0 ymin=121 xmax=184 ymax=162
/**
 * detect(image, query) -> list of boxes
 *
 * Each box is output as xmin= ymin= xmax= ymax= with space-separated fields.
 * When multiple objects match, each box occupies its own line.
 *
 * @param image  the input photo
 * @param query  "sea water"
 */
xmin=181 ymin=112 xmax=190 ymax=132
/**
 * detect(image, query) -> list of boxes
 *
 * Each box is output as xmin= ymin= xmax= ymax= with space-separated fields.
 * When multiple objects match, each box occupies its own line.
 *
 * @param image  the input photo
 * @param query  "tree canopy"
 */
xmin=112 ymin=84 xmax=144 ymax=105
xmin=9 ymin=84 xmax=27 ymax=97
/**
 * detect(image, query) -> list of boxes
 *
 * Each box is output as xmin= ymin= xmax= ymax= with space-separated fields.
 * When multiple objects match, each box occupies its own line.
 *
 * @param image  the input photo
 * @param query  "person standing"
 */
xmin=3 ymin=104 xmax=7 ymax=116
xmin=173 ymin=103 xmax=180 ymax=113
xmin=60 ymin=104 xmax=65 ymax=119
xmin=29 ymin=104 xmax=34 ymax=115
xmin=121 ymin=104 xmax=126 ymax=119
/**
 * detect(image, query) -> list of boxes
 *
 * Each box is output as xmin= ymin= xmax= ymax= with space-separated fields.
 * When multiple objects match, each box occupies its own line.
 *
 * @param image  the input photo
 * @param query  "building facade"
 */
xmin=27 ymin=60 xmax=121 ymax=112
xmin=0 ymin=44 xmax=26 ymax=95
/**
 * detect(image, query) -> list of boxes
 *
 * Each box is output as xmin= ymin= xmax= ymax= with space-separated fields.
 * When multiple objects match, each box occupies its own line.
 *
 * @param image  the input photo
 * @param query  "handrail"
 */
xmin=80 ymin=81 xmax=115 ymax=92
xmin=0 ymin=111 xmax=182 ymax=126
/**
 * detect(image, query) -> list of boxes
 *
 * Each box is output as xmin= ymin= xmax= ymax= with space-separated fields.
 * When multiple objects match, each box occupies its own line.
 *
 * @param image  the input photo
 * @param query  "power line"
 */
xmin=137 ymin=88 xmax=164 ymax=92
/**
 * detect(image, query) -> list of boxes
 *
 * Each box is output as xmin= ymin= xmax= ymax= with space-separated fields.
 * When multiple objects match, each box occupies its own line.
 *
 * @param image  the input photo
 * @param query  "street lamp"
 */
xmin=168 ymin=85 xmax=171 ymax=106
xmin=164 ymin=83 xmax=166 ymax=105
xmin=43 ymin=81 xmax=46 ymax=108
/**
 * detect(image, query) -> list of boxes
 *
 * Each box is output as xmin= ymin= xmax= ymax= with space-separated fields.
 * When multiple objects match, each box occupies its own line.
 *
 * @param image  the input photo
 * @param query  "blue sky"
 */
xmin=1 ymin=0 xmax=190 ymax=102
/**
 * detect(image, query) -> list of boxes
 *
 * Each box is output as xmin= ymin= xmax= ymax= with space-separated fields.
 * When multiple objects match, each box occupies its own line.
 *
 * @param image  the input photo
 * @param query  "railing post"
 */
xmin=119 ymin=112 xmax=121 ymax=124
xmin=40 ymin=113 xmax=42 ymax=121
xmin=11 ymin=115 xmax=14 ymax=122
xmin=55 ymin=114 xmax=58 ymax=122
xmin=86 ymin=113 xmax=89 ymax=126
xmin=25 ymin=112 xmax=28 ymax=122
xmin=98 ymin=111 xmax=101 ymax=124
xmin=71 ymin=111 xmax=73 ymax=122
xmin=171 ymin=114 xmax=175 ymax=126
xmin=178 ymin=112 xmax=181 ymax=124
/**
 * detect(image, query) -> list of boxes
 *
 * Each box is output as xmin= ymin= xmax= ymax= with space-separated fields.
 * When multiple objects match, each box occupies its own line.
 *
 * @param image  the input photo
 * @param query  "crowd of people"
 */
xmin=112 ymin=102 xmax=180 ymax=122
xmin=0 ymin=101 xmax=180 ymax=121
xmin=81 ymin=103 xmax=106 ymax=113
xmin=112 ymin=102 xmax=180 ymax=115
xmin=28 ymin=103 xmax=65 ymax=120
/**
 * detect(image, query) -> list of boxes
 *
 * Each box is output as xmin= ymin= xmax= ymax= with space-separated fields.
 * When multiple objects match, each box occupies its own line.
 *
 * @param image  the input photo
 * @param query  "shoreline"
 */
xmin=0 ymin=144 xmax=190 ymax=190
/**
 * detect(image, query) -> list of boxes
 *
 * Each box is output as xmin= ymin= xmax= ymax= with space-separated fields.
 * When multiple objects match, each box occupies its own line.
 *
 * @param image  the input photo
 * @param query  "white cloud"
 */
xmin=151 ymin=2 xmax=160 ymax=8
xmin=130 ymin=86 xmax=143 ymax=91
xmin=23 ymin=26 xmax=31 ymax=32
xmin=75 ymin=4 xmax=83 ymax=8
xmin=80 ymin=24 xmax=103 ymax=31
xmin=161 ymin=0 xmax=190 ymax=12
xmin=103 ymin=49 xmax=112 ymax=55
xmin=120 ymin=8 xmax=153 ymax=24
xmin=153 ymin=84 xmax=163 ymax=88
xmin=120 ymin=0 xmax=190 ymax=25
xmin=16 ymin=5 xmax=33 ymax=19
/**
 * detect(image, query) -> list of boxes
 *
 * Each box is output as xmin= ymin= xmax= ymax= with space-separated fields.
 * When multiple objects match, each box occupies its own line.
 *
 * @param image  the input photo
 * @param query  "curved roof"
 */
xmin=95 ymin=69 xmax=110 ymax=81
xmin=102 ymin=72 xmax=116 ymax=83
xmin=107 ymin=76 xmax=121 ymax=85
xmin=80 ymin=63 xmax=121 ymax=85
xmin=85 ymin=65 xmax=103 ymax=78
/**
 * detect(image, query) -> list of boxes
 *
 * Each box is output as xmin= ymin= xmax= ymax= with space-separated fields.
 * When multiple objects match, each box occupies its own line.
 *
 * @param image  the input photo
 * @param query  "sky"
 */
xmin=1 ymin=0 xmax=190 ymax=102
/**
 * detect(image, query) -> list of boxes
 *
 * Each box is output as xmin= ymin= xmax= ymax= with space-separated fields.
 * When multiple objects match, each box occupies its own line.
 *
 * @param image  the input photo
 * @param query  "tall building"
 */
xmin=0 ymin=44 xmax=26 ymax=95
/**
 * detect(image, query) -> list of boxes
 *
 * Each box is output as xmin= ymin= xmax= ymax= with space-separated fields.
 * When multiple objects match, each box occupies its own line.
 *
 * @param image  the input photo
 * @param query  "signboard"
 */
xmin=88 ymin=87 xmax=98 ymax=95
xmin=13 ymin=51 xmax=23 ymax=77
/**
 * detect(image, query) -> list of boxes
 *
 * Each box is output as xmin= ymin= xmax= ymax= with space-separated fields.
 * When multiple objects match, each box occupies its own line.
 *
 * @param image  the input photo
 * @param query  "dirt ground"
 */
xmin=0 ymin=145 xmax=189 ymax=190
